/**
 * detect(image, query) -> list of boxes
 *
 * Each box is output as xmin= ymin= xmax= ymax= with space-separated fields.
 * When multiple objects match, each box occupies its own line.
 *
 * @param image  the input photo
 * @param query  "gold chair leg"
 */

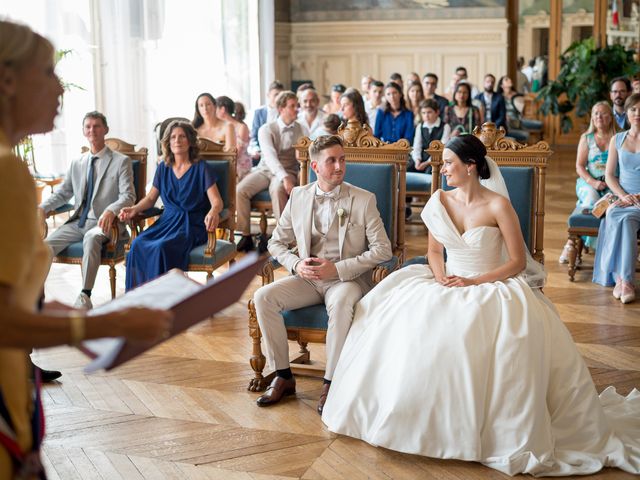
xmin=248 ymin=299 xmax=270 ymax=392
xmin=109 ymin=265 xmax=116 ymax=299
xmin=567 ymin=234 xmax=579 ymax=281
xmin=260 ymin=212 xmax=268 ymax=236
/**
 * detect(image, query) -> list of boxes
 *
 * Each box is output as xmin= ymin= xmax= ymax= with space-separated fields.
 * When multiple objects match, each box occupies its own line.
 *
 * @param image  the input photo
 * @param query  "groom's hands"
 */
xmin=295 ymin=257 xmax=338 ymax=281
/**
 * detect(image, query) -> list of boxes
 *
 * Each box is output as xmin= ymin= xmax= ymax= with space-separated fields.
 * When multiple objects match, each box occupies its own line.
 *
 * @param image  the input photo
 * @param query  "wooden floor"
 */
xmin=37 ymin=147 xmax=639 ymax=479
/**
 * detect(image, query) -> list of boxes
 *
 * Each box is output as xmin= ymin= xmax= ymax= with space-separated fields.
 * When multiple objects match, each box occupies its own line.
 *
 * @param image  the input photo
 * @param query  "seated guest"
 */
xmin=298 ymin=88 xmax=326 ymax=137
xmin=253 ymin=135 xmax=392 ymax=413
xmin=120 ymin=121 xmax=223 ymax=290
xmin=323 ymin=84 xmax=346 ymax=115
xmin=593 ymin=93 xmax=640 ymax=304
xmin=192 ymin=93 xmax=236 ymax=151
xmin=374 ymin=82 xmax=415 ymax=144
xmin=312 ymin=113 xmax=341 ymax=139
xmin=444 ymin=82 xmax=482 ymax=137
xmin=559 ymin=101 xmax=616 ymax=263
xmin=410 ymin=99 xmax=451 ymax=173
xmin=475 ymin=73 xmax=506 ymax=129
xmin=610 ymin=77 xmax=632 ymax=130
xmin=340 ymin=88 xmax=369 ymax=127
xmin=39 ymin=111 xmax=135 ymax=309
xmin=389 ymin=72 xmax=404 ymax=91
xmin=445 ymin=66 xmax=479 ymax=100
xmin=249 ymin=80 xmax=284 ymax=158
xmin=236 ymin=91 xmax=308 ymax=252
xmin=365 ymin=80 xmax=384 ymax=130
xmin=632 ymin=75 xmax=640 ymax=95
xmin=216 ymin=95 xmax=252 ymax=180
xmin=497 ymin=75 xmax=543 ymax=142
xmin=406 ymin=81 xmax=425 ymax=126
xmin=406 ymin=72 xmax=420 ymax=88
xmin=360 ymin=74 xmax=373 ymax=100
xmin=422 ymin=73 xmax=449 ymax=120
xmin=0 ymin=20 xmax=171 ymax=478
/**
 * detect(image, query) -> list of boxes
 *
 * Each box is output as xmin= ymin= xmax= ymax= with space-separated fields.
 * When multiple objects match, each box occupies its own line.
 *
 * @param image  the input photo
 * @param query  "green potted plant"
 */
xmin=537 ymin=38 xmax=640 ymax=133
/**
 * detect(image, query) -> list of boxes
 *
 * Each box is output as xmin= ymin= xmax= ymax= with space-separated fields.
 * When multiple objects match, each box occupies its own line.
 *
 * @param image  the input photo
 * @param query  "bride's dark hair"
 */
xmin=445 ymin=135 xmax=490 ymax=179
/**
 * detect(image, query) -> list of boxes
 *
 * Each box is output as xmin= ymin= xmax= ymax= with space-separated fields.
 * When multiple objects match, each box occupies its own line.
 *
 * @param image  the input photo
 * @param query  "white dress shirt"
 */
xmin=313 ymin=184 xmax=341 ymax=235
xmin=411 ymin=119 xmax=451 ymax=165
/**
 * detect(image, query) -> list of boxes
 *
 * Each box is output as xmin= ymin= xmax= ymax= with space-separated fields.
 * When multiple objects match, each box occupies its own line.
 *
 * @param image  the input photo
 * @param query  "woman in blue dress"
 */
xmin=559 ymin=101 xmax=616 ymax=262
xmin=593 ymin=93 xmax=640 ymax=304
xmin=120 ymin=121 xmax=223 ymax=290
xmin=373 ymin=82 xmax=415 ymax=144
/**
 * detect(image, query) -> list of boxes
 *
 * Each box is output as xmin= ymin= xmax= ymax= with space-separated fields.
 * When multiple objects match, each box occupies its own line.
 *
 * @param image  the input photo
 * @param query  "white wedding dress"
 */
xmin=322 ymin=189 xmax=640 ymax=476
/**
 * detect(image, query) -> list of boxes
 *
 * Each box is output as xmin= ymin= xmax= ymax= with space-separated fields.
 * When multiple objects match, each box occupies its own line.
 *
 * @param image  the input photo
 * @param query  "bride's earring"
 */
xmin=467 ymin=170 xmax=471 ymax=176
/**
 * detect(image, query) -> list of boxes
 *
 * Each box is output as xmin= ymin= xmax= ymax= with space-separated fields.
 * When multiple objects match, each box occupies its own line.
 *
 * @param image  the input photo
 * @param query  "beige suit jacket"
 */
xmin=268 ymin=182 xmax=393 ymax=293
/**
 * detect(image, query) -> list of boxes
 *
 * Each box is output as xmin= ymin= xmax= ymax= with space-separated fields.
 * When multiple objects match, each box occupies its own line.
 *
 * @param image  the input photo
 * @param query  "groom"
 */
xmin=253 ymin=135 xmax=392 ymax=414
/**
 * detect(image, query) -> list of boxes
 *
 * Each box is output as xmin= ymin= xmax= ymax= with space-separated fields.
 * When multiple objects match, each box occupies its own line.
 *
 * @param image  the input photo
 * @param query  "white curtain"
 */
xmin=1 ymin=0 xmax=256 ymax=178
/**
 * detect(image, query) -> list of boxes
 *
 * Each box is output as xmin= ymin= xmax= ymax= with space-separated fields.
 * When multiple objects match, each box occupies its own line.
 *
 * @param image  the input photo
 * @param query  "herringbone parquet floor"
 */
xmin=37 ymin=147 xmax=639 ymax=479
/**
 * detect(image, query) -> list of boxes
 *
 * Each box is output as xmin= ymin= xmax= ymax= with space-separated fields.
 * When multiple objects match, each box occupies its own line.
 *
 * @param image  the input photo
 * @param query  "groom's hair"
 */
xmin=445 ymin=135 xmax=490 ymax=179
xmin=309 ymin=135 xmax=344 ymax=162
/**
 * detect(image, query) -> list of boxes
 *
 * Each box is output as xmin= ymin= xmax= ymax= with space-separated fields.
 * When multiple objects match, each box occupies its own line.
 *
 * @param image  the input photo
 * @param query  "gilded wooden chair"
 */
xmin=407 ymin=122 xmax=551 ymax=267
xmin=247 ymin=120 xmax=411 ymax=391
xmin=47 ymin=138 xmax=147 ymax=299
xmin=126 ymin=138 xmax=237 ymax=280
xmin=565 ymin=211 xmax=600 ymax=281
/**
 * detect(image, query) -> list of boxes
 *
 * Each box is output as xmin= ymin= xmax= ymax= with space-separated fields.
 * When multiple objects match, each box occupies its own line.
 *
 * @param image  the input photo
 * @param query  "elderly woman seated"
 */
xmin=120 ymin=121 xmax=223 ymax=290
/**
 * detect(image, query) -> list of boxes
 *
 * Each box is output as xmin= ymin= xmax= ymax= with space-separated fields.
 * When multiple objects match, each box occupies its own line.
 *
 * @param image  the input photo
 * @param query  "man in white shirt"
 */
xmin=365 ymin=80 xmax=384 ymax=132
xmin=39 ymin=111 xmax=135 ymax=309
xmin=236 ymin=91 xmax=309 ymax=252
xmin=297 ymin=88 xmax=326 ymax=138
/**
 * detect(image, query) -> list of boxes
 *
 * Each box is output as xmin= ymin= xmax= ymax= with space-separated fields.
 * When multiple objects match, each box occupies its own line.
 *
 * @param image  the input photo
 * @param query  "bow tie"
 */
xmin=315 ymin=192 xmax=337 ymax=203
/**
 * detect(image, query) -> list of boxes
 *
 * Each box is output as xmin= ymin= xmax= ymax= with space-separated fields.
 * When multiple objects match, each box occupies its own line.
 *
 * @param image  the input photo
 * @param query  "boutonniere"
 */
xmin=337 ymin=208 xmax=346 ymax=226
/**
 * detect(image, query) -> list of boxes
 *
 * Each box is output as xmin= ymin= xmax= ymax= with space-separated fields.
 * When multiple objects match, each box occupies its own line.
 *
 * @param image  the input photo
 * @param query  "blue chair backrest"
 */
xmin=205 ymin=160 xmax=231 ymax=210
xmin=310 ymin=162 xmax=396 ymax=246
xmin=441 ymin=166 xmax=535 ymax=251
xmin=131 ymin=160 xmax=142 ymax=202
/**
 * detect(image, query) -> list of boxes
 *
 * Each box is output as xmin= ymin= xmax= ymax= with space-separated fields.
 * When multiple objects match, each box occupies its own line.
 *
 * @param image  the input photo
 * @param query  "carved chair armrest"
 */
xmin=260 ymin=257 xmax=282 ymax=286
xmin=125 ymin=207 xmax=164 ymax=251
xmin=372 ymin=256 xmax=399 ymax=284
xmin=204 ymin=231 xmax=217 ymax=257
xmin=105 ymin=223 xmax=120 ymax=253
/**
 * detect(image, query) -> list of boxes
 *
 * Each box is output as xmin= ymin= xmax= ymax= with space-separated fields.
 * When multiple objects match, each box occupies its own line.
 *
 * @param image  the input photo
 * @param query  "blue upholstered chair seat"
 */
xmin=406 ymin=172 xmax=432 ymax=193
xmin=283 ymin=304 xmax=328 ymax=330
xmin=252 ymin=189 xmax=271 ymax=202
xmin=568 ymin=206 xmax=601 ymax=229
xmin=188 ymin=239 xmax=236 ymax=265
xmin=56 ymin=238 xmax=127 ymax=260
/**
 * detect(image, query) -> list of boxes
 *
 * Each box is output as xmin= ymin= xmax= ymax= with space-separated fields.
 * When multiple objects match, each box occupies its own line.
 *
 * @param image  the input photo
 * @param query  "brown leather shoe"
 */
xmin=256 ymin=376 xmax=296 ymax=407
xmin=317 ymin=383 xmax=330 ymax=415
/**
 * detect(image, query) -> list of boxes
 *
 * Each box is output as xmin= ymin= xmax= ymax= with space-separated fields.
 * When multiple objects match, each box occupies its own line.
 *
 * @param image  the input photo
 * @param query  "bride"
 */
xmin=321 ymin=135 xmax=640 ymax=476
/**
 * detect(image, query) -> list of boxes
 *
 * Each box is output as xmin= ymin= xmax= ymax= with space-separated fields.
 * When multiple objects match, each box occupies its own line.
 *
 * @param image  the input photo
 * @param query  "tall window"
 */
xmin=2 ymin=0 xmax=256 ymax=175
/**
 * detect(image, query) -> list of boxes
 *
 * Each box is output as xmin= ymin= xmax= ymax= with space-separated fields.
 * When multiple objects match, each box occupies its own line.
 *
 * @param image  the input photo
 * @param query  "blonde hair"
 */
xmin=0 ymin=20 xmax=53 ymax=69
xmin=585 ymin=101 xmax=617 ymax=136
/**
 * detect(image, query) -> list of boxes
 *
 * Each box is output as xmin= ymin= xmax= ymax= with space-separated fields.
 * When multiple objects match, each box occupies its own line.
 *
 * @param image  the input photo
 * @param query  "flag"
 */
xmin=612 ymin=0 xmax=619 ymax=29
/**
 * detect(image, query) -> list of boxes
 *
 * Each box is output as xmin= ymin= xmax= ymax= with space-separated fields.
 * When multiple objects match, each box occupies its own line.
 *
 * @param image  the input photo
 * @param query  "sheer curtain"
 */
xmin=2 ymin=0 xmax=257 ymax=178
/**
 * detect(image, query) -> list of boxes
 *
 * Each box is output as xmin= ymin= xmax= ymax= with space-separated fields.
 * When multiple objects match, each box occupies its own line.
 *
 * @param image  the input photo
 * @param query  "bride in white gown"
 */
xmin=321 ymin=135 xmax=640 ymax=476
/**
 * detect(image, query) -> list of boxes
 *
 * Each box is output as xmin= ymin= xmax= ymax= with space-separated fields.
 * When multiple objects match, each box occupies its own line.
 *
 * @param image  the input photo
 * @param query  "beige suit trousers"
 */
xmin=236 ymin=170 xmax=291 ymax=234
xmin=253 ymin=275 xmax=363 ymax=380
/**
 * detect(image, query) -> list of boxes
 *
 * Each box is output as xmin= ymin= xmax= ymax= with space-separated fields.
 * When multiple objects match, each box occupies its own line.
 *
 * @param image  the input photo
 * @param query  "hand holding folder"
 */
xmin=80 ymin=253 xmax=265 ymax=372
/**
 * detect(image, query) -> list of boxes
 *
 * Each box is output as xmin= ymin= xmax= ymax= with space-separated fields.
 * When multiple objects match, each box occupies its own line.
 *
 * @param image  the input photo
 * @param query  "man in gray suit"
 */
xmin=39 ymin=111 xmax=135 ymax=309
xmin=253 ymin=135 xmax=392 ymax=414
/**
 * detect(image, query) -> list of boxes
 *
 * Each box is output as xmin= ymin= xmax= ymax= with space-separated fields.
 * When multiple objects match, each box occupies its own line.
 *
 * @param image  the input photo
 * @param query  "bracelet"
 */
xmin=69 ymin=313 xmax=86 ymax=346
